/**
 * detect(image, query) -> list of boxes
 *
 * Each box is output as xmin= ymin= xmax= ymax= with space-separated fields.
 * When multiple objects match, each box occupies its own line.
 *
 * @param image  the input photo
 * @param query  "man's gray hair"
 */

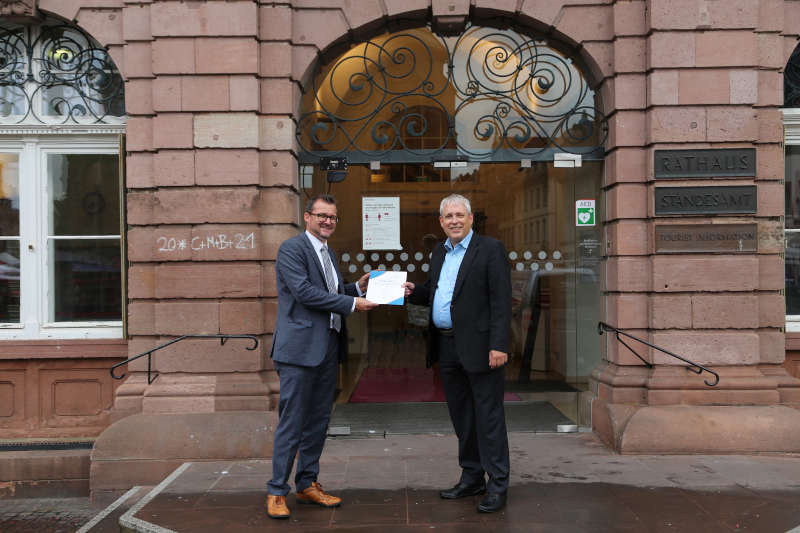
xmin=439 ymin=194 xmax=472 ymax=216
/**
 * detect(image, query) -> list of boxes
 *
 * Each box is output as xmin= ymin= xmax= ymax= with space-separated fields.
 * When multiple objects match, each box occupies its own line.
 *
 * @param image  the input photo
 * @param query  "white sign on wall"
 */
xmin=362 ymin=196 xmax=401 ymax=250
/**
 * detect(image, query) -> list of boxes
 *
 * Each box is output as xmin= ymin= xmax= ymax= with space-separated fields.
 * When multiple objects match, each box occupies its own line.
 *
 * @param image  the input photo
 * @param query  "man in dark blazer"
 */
xmin=404 ymin=193 xmax=512 ymax=513
xmin=266 ymin=194 xmax=377 ymax=519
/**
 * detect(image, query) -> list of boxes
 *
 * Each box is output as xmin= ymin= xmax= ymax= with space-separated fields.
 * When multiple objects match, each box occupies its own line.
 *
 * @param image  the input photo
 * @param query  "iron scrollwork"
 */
xmin=0 ymin=19 xmax=125 ymax=124
xmin=298 ymin=25 xmax=607 ymax=162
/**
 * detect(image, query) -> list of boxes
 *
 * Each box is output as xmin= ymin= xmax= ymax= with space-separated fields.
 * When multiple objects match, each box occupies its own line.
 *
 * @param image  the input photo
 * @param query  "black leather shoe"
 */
xmin=439 ymin=480 xmax=486 ymax=499
xmin=477 ymin=492 xmax=506 ymax=513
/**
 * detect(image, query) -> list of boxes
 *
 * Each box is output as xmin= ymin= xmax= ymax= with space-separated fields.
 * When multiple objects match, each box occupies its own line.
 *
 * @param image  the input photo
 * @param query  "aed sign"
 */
xmin=575 ymin=199 xmax=596 ymax=227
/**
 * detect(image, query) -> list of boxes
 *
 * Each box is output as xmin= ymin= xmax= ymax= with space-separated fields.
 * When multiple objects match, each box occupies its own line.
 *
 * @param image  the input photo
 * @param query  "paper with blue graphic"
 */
xmin=365 ymin=270 xmax=407 ymax=305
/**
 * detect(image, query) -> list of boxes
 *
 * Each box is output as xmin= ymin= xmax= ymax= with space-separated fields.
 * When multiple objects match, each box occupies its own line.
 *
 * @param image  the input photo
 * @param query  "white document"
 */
xmin=362 ymin=196 xmax=401 ymax=250
xmin=365 ymin=270 xmax=407 ymax=305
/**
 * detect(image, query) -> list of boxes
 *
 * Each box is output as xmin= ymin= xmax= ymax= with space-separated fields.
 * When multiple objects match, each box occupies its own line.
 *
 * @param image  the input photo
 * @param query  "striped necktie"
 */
xmin=321 ymin=246 xmax=341 ymax=332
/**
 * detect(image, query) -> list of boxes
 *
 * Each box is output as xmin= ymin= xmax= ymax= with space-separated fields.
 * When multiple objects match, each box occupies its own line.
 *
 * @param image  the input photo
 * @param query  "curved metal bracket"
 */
xmin=597 ymin=322 xmax=719 ymax=387
xmin=110 ymin=334 xmax=260 ymax=385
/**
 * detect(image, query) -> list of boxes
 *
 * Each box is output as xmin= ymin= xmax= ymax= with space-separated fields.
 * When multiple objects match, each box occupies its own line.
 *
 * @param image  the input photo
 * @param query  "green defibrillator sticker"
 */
xmin=575 ymin=199 xmax=596 ymax=227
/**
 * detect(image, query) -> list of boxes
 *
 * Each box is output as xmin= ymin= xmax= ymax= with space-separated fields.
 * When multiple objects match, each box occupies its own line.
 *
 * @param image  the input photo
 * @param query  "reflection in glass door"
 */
xmin=302 ymin=160 xmax=603 ymax=428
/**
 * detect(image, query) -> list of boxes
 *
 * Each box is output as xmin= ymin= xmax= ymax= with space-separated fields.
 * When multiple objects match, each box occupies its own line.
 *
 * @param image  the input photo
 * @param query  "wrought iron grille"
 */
xmin=0 ymin=19 xmax=125 ymax=124
xmin=297 ymin=25 xmax=607 ymax=163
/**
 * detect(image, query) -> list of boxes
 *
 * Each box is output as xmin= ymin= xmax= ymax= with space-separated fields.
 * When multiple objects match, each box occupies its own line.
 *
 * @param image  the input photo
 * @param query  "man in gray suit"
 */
xmin=266 ymin=194 xmax=377 ymax=519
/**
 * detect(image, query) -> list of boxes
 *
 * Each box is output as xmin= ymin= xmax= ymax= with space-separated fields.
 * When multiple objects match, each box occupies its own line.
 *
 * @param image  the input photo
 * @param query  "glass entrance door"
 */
xmin=301 ymin=159 xmax=603 ymax=429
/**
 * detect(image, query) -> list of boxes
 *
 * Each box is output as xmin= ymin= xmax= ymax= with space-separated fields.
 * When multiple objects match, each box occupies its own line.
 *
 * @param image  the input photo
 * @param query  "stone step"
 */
xmin=0 ymin=442 xmax=92 ymax=499
xmin=77 ymin=486 xmax=151 ymax=533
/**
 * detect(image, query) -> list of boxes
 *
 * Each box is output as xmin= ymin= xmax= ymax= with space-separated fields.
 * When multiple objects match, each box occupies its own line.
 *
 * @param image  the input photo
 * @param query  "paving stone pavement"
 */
xmin=0 ymin=497 xmax=105 ymax=533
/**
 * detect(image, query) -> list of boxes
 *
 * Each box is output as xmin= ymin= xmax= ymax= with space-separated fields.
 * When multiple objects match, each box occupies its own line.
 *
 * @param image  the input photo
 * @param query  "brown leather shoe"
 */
xmin=266 ymin=494 xmax=290 ymax=519
xmin=296 ymin=481 xmax=342 ymax=508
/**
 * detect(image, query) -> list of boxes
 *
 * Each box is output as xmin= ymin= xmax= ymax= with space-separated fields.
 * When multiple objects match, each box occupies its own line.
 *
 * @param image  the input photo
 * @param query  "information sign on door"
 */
xmin=575 ymin=199 xmax=596 ymax=227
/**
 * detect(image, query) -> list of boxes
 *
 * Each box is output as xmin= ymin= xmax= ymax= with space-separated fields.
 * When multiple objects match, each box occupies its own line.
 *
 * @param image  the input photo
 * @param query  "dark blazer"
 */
xmin=270 ymin=232 xmax=358 ymax=367
xmin=409 ymin=233 xmax=512 ymax=373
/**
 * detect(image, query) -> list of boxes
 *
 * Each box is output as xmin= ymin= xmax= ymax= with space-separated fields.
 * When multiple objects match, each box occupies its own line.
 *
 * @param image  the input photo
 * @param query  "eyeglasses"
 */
xmin=308 ymin=212 xmax=340 ymax=223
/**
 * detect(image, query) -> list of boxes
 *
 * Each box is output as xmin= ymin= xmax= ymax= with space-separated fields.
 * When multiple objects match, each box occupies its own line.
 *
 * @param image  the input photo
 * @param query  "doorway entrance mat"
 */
xmin=349 ymin=367 xmax=520 ymax=403
xmin=329 ymin=401 xmax=573 ymax=436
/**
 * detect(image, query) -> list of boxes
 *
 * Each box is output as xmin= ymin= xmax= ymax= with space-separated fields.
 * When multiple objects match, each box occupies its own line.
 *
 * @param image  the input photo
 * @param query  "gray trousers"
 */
xmin=267 ymin=330 xmax=339 ymax=495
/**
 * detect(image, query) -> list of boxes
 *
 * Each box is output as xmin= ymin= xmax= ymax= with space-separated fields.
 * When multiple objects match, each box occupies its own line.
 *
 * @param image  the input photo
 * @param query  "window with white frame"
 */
xmin=0 ymin=17 xmax=125 ymax=339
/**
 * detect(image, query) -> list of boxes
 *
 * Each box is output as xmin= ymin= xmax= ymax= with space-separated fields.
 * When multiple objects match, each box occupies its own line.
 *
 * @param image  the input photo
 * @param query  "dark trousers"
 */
xmin=268 ymin=330 xmax=339 ymax=495
xmin=438 ymin=333 xmax=510 ymax=494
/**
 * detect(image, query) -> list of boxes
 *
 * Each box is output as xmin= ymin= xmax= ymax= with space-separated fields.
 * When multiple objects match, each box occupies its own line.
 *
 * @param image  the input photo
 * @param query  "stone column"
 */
xmin=591 ymin=0 xmax=800 ymax=453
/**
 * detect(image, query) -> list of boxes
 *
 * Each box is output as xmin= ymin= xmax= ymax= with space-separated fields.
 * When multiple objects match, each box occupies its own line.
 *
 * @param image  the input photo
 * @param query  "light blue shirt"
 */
xmin=432 ymin=229 xmax=473 ymax=329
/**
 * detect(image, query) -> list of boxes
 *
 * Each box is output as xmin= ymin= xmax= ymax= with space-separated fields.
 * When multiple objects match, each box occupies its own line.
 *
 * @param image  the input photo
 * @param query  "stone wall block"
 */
xmin=76 ymin=8 xmax=124 ymax=47
xmin=123 ymin=4 xmax=151 ymax=41
xmin=194 ymin=113 xmax=260 ymax=148
xmin=612 ymin=74 xmax=646 ymax=110
xmin=196 ymin=38 xmax=258 ymax=74
xmin=152 ymin=76 xmax=181 ymax=112
xmin=678 ymin=69 xmax=729 ymax=105
xmin=696 ymin=31 xmax=757 ymax=68
xmin=758 ymin=32 xmax=784 ymax=70
xmin=153 ymin=150 xmax=195 ymax=187
xmin=259 ymin=5 xmax=292 ymax=40
xmin=220 ymin=300 xmax=264 ymax=335
xmin=758 ymin=70 xmax=782 ymax=108
xmin=607 ymin=220 xmax=648 ymax=255
xmin=759 ymin=255 xmax=784 ymax=291
xmin=196 ymin=149 xmax=260 ymax=186
xmin=292 ymin=9 xmax=349 ymax=51
xmin=181 ymin=76 xmax=230 ymax=111
xmin=230 ymin=76 xmax=260 ymax=111
xmin=650 ymin=295 xmax=692 ymax=329
xmin=263 ymin=298 xmax=278 ymax=333
xmin=126 ymin=153 xmax=154 ymax=188
xmin=613 ymin=37 xmax=646 ymax=74
xmin=129 ymin=265 xmax=156 ymax=299
xmin=260 ymin=78 xmax=294 ymax=115
xmin=291 ymin=44 xmax=318 ymax=86
xmin=556 ymin=5 xmax=614 ymax=43
xmin=384 ymin=0 xmax=430 ymax=18
xmin=647 ymin=0 xmax=699 ymax=29
xmin=729 ymin=69 xmax=758 ymax=105
xmin=760 ymin=330 xmax=786 ymax=364
xmin=759 ymin=0 xmax=783 ymax=32
xmin=650 ymin=331 xmax=759 ymax=366
xmin=608 ymin=111 xmax=646 ymax=149
xmin=606 ymin=256 xmax=650 ymax=292
xmin=706 ymin=107 xmax=758 ymax=142
xmin=259 ymin=189 xmax=300 ymax=224
xmin=152 ymin=188 xmax=261 ymax=224
xmin=127 ymin=301 xmax=155 ymax=335
xmin=152 ymin=113 xmax=194 ymax=149
xmin=124 ymin=42 xmax=153 ymax=79
xmin=260 ymin=151 xmax=299 ymax=187
xmin=152 ymin=39 xmax=195 ymax=75
xmin=758 ymin=182 xmax=784 ymax=218
xmin=647 ymin=32 xmax=695 ymax=69
xmin=607 ymin=183 xmax=647 ymax=220
xmin=757 ymin=108 xmax=784 ymax=144
xmin=759 ymin=293 xmax=785 ymax=328
xmin=190 ymin=225 xmax=261 ymax=261
xmin=518 ymin=0 xmax=562 ymax=27
xmin=692 ymin=294 xmax=758 ymax=329
xmin=151 ymin=226 xmax=193 ymax=262
xmin=652 ymin=256 xmax=758 ymax=292
xmin=125 ymin=117 xmax=153 ymax=152
xmin=647 ymin=107 xmax=707 ymax=143
xmin=432 ymin=0 xmax=469 ymax=16
xmin=342 ymin=0 xmax=386 ymax=34
xmin=649 ymin=0 xmax=757 ymax=30
xmin=261 ymin=262 xmax=278 ymax=298
xmin=613 ymin=0 xmax=646 ymax=37
xmin=647 ymin=70 xmax=679 ymax=106
xmin=155 ymin=263 xmax=261 ymax=299
xmin=605 ymin=148 xmax=647 ymax=185
xmin=757 ymin=144 xmax=783 ymax=180
xmin=147 ymin=338 xmax=265 ymax=373
xmin=607 ymin=293 xmax=648 ymax=329
xmin=259 ymin=116 xmax=296 ymax=151
xmin=151 ymin=1 xmax=257 ymax=37
xmin=582 ymin=41 xmax=614 ymax=80
xmin=124 ymin=80 xmax=153 ymax=115
xmin=154 ymin=302 xmax=220 ymax=335
xmin=127 ymin=192 xmax=154 ymax=226
xmin=758 ymin=220 xmax=784 ymax=254
xmin=261 ymin=42 xmax=293 ymax=78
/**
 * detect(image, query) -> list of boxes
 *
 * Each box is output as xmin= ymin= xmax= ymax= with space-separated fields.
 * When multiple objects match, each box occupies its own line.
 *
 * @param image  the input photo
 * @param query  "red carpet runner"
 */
xmin=349 ymin=367 xmax=520 ymax=403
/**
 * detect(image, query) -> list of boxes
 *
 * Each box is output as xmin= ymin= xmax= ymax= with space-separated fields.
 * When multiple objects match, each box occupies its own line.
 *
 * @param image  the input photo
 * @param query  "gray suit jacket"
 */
xmin=270 ymin=232 xmax=357 ymax=367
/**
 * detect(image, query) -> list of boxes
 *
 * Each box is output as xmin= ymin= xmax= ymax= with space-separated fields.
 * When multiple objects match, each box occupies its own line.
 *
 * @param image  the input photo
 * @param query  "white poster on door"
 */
xmin=362 ymin=196 xmax=401 ymax=250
